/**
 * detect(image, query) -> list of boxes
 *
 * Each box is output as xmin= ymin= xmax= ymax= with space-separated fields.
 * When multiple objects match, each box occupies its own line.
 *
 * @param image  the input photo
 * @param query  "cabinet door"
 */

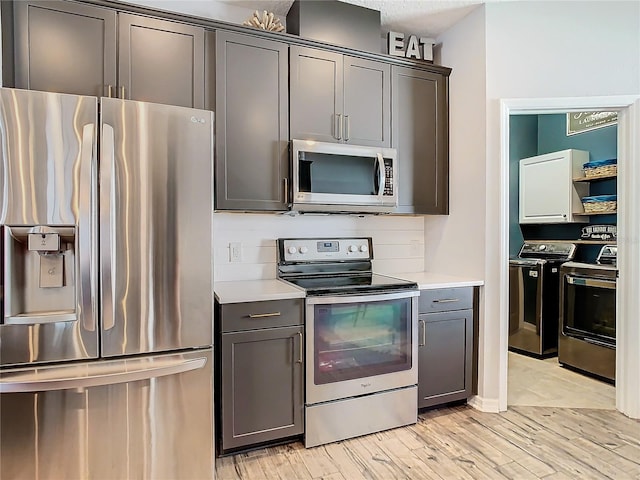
xmin=221 ymin=326 xmax=304 ymax=451
xmin=519 ymin=154 xmax=570 ymax=222
xmin=392 ymin=66 xmax=449 ymax=214
xmin=215 ymin=31 xmax=289 ymax=211
xmin=418 ymin=309 xmax=473 ymax=408
xmin=118 ymin=13 xmax=204 ymax=108
xmin=13 ymin=0 xmax=116 ymax=97
xmin=290 ymin=46 xmax=343 ymax=143
xmin=343 ymin=56 xmax=390 ymax=147
xmin=518 ymin=150 xmax=589 ymax=224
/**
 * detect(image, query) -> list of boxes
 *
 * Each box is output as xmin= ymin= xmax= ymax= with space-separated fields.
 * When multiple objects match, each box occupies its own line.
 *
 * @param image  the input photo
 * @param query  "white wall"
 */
xmin=432 ymin=5 xmax=491 ymax=406
xmin=426 ymin=7 xmax=486 ymax=279
xmin=439 ymin=0 xmax=640 ymax=409
xmin=213 ymin=213 xmax=425 ymax=282
xmin=485 ymin=1 xmax=640 ymax=99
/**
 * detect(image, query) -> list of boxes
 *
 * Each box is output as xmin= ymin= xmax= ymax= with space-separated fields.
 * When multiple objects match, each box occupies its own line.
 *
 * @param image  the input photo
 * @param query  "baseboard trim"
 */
xmin=467 ymin=395 xmax=501 ymax=413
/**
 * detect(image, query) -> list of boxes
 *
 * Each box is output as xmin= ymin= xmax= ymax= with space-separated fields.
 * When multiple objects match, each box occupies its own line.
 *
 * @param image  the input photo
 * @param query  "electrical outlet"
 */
xmin=229 ymin=242 xmax=242 ymax=263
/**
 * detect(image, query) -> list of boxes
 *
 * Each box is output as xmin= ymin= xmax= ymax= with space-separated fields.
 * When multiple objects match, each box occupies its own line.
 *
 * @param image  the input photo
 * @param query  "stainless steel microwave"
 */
xmin=290 ymin=139 xmax=398 ymax=213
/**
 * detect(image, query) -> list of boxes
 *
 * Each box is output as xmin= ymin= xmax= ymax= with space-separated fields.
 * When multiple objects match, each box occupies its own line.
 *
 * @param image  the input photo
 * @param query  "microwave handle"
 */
xmin=376 ymin=153 xmax=386 ymax=198
xmin=334 ymin=114 xmax=343 ymax=140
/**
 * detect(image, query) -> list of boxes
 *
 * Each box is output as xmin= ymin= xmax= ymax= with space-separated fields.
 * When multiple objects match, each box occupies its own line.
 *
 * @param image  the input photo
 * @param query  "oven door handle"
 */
xmin=306 ymin=289 xmax=419 ymax=305
xmin=583 ymin=337 xmax=615 ymax=349
xmin=566 ymin=276 xmax=616 ymax=289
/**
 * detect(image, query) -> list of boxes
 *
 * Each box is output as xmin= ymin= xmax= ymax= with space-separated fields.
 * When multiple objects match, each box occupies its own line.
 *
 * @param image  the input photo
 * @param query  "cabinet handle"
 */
xmin=283 ymin=178 xmax=288 ymax=203
xmin=248 ymin=312 xmax=281 ymax=318
xmin=344 ymin=115 xmax=350 ymax=141
xmin=296 ymin=332 xmax=303 ymax=364
xmin=334 ymin=114 xmax=342 ymax=140
xmin=107 ymin=85 xmax=114 ymax=98
xmin=120 ymin=86 xmax=126 ymax=99
xmin=419 ymin=319 xmax=426 ymax=347
xmin=433 ymin=298 xmax=459 ymax=304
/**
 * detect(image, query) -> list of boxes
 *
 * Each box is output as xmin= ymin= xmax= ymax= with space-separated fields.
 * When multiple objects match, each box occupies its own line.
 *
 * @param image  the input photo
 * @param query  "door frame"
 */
xmin=499 ymin=95 xmax=640 ymax=418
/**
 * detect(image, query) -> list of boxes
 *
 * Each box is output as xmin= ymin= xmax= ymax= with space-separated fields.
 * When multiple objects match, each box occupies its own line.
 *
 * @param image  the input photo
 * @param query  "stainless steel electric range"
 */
xmin=277 ymin=237 xmax=419 ymax=448
xmin=559 ymin=245 xmax=617 ymax=382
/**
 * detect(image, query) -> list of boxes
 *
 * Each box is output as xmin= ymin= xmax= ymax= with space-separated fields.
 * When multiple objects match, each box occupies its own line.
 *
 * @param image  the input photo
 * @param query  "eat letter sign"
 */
xmin=388 ymin=32 xmax=434 ymax=61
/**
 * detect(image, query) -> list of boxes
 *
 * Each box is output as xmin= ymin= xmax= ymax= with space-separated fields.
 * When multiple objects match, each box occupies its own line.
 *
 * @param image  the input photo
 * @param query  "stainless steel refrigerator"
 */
xmin=0 ymin=88 xmax=214 ymax=479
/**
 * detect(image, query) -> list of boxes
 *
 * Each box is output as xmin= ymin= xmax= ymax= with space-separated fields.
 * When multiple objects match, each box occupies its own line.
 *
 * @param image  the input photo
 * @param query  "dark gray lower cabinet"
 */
xmin=418 ymin=288 xmax=474 ymax=408
xmin=217 ymin=299 xmax=304 ymax=453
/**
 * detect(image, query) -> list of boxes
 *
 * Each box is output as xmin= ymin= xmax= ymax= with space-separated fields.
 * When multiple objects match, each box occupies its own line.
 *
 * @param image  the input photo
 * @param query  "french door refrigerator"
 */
xmin=0 ymin=88 xmax=214 ymax=479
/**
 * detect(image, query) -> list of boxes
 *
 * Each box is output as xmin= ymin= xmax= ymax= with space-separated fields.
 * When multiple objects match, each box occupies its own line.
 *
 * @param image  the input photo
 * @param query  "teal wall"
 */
xmin=537 ymin=114 xmax=617 ymax=160
xmin=509 ymin=114 xmax=617 ymax=261
xmin=509 ymin=115 xmax=538 ymax=256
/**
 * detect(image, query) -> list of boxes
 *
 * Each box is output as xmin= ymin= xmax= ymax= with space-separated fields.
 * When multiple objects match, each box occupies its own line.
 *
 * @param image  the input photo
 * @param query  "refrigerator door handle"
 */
xmin=100 ymin=123 xmax=116 ymax=331
xmin=79 ymin=123 xmax=97 ymax=332
xmin=0 ymin=356 xmax=207 ymax=393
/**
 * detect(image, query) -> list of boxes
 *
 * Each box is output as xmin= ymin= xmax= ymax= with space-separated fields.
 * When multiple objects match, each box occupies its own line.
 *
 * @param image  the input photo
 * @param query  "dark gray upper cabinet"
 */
xmin=290 ymin=46 xmax=390 ymax=147
xmin=118 ymin=14 xmax=204 ymax=108
xmin=12 ymin=0 xmax=117 ymax=97
xmin=10 ymin=1 xmax=204 ymax=108
xmin=392 ymin=66 xmax=449 ymax=214
xmin=290 ymin=47 xmax=341 ymax=143
xmin=214 ymin=31 xmax=289 ymax=211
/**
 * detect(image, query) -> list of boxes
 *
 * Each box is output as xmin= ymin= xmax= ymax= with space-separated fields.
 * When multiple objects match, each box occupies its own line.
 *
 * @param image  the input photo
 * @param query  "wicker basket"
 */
xmin=584 ymin=164 xmax=617 ymax=178
xmin=582 ymin=195 xmax=617 ymax=213
xmin=583 ymin=200 xmax=617 ymax=213
xmin=583 ymin=159 xmax=617 ymax=178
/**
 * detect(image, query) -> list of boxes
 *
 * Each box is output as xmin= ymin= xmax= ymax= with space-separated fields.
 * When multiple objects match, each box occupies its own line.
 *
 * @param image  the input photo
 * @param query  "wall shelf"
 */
xmin=574 ymin=211 xmax=617 ymax=216
xmin=573 ymin=173 xmax=617 ymax=182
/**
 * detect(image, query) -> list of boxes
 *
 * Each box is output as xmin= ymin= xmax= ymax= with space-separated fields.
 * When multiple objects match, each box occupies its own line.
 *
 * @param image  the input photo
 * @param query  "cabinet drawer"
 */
xmin=220 ymin=299 xmax=304 ymax=332
xmin=419 ymin=287 xmax=473 ymax=313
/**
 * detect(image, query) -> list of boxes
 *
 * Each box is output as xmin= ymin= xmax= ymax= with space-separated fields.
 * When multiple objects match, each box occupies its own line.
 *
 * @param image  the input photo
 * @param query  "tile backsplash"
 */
xmin=213 ymin=213 xmax=424 ymax=281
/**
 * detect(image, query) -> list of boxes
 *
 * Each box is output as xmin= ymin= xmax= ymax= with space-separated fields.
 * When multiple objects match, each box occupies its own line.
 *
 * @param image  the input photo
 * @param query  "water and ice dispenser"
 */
xmin=3 ymin=226 xmax=77 ymax=324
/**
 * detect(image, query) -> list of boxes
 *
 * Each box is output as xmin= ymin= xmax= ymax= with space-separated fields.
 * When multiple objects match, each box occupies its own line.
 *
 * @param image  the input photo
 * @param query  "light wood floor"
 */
xmin=215 ymin=404 xmax=640 ymax=479
xmin=216 ymin=355 xmax=631 ymax=479
xmin=508 ymin=351 xmax=616 ymax=409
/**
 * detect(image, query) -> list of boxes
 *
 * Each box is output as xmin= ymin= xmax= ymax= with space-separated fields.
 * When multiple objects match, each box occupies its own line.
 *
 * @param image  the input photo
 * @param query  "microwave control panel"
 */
xmin=383 ymin=159 xmax=394 ymax=196
xmin=281 ymin=238 xmax=372 ymax=262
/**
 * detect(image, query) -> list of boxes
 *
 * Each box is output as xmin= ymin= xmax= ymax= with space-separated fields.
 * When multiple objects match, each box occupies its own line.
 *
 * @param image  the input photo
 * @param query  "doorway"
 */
xmin=498 ymin=96 xmax=640 ymax=418
xmin=507 ymin=111 xmax=617 ymax=409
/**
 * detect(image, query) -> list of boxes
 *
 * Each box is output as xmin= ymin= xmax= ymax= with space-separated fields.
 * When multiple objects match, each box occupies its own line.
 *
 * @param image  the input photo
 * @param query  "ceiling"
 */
xmin=224 ymin=0 xmax=486 ymax=38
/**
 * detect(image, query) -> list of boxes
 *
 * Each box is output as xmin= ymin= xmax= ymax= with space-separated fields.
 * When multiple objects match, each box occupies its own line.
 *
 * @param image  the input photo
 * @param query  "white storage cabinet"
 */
xmin=519 ymin=149 xmax=589 ymax=224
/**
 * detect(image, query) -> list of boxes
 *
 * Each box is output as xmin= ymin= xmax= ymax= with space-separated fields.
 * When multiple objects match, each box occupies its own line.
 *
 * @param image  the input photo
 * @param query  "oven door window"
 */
xmin=313 ymin=297 xmax=412 ymax=384
xmin=563 ymin=275 xmax=616 ymax=346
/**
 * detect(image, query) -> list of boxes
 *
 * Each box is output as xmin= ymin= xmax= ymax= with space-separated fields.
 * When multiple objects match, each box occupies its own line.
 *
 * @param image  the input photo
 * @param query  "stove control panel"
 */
xmin=519 ymin=242 xmax=576 ymax=259
xmin=596 ymin=245 xmax=617 ymax=265
xmin=280 ymin=238 xmax=372 ymax=262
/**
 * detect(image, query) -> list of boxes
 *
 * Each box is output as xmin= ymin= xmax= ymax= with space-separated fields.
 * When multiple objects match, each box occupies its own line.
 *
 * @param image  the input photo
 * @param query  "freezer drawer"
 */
xmin=0 ymin=349 xmax=213 ymax=480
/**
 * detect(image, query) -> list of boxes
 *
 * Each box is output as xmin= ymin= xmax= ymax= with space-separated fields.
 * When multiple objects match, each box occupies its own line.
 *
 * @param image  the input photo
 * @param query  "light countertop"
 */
xmin=214 ymin=273 xmax=483 ymax=304
xmin=379 ymin=272 xmax=484 ymax=290
xmin=214 ymin=279 xmax=305 ymax=304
